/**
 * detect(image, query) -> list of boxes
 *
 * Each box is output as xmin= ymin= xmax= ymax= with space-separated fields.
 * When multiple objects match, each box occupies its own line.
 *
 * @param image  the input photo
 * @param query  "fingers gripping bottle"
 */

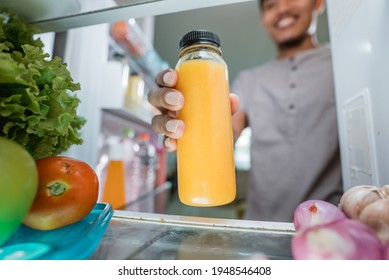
xmin=175 ymin=30 xmax=236 ymax=206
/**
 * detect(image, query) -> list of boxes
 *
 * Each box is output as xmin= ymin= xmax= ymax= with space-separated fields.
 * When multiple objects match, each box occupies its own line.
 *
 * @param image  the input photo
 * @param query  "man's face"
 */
xmin=260 ymin=0 xmax=321 ymax=47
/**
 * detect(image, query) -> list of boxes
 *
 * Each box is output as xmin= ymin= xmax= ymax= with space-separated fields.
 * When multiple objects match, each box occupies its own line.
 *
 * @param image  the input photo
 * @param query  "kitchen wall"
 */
xmin=153 ymin=0 xmax=330 ymax=84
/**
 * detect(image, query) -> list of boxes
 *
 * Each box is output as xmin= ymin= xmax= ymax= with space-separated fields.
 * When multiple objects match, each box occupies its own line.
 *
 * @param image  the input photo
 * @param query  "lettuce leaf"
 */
xmin=0 ymin=9 xmax=85 ymax=159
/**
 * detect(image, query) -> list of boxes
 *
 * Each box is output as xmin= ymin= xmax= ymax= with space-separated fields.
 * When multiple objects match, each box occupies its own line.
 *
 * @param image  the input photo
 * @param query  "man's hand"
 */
xmin=148 ymin=69 xmax=239 ymax=152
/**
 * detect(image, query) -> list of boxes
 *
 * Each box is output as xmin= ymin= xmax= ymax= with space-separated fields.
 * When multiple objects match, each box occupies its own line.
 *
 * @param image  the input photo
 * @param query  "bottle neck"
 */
xmin=179 ymin=44 xmax=222 ymax=58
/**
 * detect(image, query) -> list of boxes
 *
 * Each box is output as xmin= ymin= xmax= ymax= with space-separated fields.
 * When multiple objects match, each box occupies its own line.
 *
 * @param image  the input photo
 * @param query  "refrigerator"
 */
xmin=1 ymin=0 xmax=388 ymax=261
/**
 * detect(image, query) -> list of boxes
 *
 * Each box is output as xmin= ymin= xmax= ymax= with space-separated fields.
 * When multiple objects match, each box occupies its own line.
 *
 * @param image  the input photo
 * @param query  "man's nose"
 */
xmin=275 ymin=0 xmax=292 ymax=14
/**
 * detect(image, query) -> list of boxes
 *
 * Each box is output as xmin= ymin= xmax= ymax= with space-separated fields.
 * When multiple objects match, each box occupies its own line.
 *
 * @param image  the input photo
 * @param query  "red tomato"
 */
xmin=23 ymin=156 xmax=99 ymax=230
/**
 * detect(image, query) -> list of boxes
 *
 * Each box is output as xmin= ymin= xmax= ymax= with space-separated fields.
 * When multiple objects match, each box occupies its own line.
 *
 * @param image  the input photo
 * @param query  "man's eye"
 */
xmin=263 ymin=0 xmax=276 ymax=10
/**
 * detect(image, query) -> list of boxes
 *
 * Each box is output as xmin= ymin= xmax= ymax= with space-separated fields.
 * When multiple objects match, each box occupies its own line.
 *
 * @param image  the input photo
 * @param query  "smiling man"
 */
xmin=148 ymin=0 xmax=343 ymax=222
xmin=260 ymin=0 xmax=324 ymax=57
xmin=230 ymin=0 xmax=343 ymax=221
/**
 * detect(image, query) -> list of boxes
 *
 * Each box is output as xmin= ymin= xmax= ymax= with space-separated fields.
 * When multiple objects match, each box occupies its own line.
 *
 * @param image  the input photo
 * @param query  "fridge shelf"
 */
xmin=91 ymin=210 xmax=295 ymax=260
xmin=0 ymin=0 xmax=254 ymax=32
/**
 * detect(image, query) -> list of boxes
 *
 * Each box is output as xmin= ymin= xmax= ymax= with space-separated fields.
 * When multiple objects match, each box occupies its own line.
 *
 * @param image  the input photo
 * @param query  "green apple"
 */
xmin=0 ymin=137 xmax=38 ymax=246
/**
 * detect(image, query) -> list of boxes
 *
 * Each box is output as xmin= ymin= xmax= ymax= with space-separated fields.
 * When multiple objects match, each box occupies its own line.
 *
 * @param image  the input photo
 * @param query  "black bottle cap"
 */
xmin=179 ymin=30 xmax=220 ymax=50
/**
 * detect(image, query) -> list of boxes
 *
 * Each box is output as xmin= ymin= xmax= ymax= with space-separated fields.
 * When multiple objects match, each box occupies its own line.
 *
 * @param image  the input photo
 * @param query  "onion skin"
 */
xmin=293 ymin=200 xmax=346 ymax=231
xmin=292 ymin=219 xmax=383 ymax=260
xmin=380 ymin=185 xmax=389 ymax=196
xmin=339 ymin=185 xmax=386 ymax=219
xmin=358 ymin=198 xmax=389 ymax=245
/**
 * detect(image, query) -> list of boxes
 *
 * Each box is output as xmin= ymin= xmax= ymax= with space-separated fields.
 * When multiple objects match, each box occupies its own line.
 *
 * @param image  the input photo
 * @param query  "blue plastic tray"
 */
xmin=0 ymin=203 xmax=113 ymax=260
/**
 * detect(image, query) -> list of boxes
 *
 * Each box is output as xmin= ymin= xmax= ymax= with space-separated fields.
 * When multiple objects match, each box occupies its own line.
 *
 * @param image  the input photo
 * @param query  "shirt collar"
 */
xmin=276 ymin=43 xmax=330 ymax=63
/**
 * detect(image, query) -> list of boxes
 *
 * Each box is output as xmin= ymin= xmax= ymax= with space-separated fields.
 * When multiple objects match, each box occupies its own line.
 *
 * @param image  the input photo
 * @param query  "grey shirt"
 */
xmin=231 ymin=45 xmax=343 ymax=222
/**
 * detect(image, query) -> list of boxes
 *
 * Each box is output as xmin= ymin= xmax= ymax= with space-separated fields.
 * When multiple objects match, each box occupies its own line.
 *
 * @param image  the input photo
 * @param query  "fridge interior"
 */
xmin=1 ymin=0 xmax=389 ymax=262
xmin=1 ymin=0 xmax=388 ymax=221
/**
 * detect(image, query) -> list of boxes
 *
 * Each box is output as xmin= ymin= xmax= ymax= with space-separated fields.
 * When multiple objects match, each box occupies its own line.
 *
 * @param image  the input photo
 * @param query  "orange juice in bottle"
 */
xmin=101 ymin=138 xmax=126 ymax=209
xmin=175 ymin=30 xmax=236 ymax=206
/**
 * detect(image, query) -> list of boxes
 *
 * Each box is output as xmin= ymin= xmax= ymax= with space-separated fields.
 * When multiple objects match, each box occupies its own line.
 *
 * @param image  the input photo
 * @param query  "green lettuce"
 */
xmin=0 ymin=9 xmax=85 ymax=159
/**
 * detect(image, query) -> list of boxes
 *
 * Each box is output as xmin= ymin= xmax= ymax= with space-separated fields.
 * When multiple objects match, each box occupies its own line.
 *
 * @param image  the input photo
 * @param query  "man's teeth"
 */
xmin=277 ymin=17 xmax=294 ymax=28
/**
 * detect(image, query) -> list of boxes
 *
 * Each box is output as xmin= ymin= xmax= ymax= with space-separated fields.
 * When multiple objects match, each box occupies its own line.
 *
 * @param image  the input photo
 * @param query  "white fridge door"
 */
xmin=327 ymin=0 xmax=389 ymax=189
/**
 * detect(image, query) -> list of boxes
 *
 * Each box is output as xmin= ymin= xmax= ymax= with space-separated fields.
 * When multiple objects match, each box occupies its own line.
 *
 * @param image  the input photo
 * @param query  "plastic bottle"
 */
xmin=100 ymin=136 xmax=126 ymax=209
xmin=124 ymin=73 xmax=145 ymax=110
xmin=96 ymin=130 xmax=136 ymax=208
xmin=137 ymin=133 xmax=157 ymax=192
xmin=110 ymin=20 xmax=169 ymax=79
xmin=175 ymin=30 xmax=236 ymax=206
xmin=131 ymin=132 xmax=157 ymax=212
xmin=121 ymin=128 xmax=136 ymax=164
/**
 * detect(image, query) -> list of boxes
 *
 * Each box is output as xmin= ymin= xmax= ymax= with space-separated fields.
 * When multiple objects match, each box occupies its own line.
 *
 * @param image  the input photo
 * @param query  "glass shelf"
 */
xmin=0 ymin=0 xmax=254 ymax=32
xmin=91 ymin=209 xmax=294 ymax=260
